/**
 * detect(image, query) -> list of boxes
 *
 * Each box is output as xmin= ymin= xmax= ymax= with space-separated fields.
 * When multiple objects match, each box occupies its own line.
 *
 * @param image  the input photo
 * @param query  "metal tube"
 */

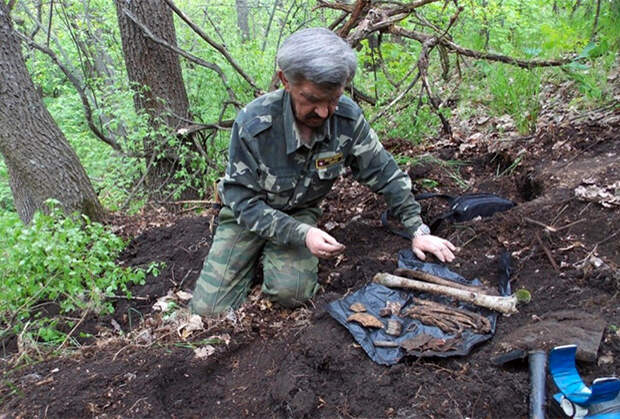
xmin=529 ymin=350 xmax=547 ymax=419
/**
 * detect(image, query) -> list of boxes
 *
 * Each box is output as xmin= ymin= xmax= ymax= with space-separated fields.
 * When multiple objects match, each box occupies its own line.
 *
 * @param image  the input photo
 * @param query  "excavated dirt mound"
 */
xmin=1 ymin=110 xmax=618 ymax=418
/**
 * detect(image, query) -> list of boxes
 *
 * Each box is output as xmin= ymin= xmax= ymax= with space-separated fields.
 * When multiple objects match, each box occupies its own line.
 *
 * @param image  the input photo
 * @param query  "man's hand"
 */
xmin=305 ymin=227 xmax=345 ymax=259
xmin=412 ymin=235 xmax=457 ymax=263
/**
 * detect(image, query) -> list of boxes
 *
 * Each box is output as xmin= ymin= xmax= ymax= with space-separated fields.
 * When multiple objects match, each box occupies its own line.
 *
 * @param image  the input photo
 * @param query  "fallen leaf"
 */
xmin=208 ymin=333 xmax=231 ymax=345
xmin=153 ymin=290 xmax=176 ymax=312
xmin=194 ymin=345 xmax=216 ymax=359
xmin=177 ymin=314 xmax=204 ymax=338
xmin=574 ymin=182 xmax=620 ymax=208
xmin=176 ymin=290 xmax=193 ymax=301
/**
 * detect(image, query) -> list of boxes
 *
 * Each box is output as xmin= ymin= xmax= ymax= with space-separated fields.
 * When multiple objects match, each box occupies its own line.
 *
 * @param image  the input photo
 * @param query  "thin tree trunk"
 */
xmin=0 ymin=2 xmax=103 ymax=223
xmin=235 ymin=0 xmax=250 ymax=42
xmin=114 ymin=0 xmax=194 ymax=200
xmin=262 ymin=0 xmax=279 ymax=51
xmin=590 ymin=0 xmax=601 ymax=41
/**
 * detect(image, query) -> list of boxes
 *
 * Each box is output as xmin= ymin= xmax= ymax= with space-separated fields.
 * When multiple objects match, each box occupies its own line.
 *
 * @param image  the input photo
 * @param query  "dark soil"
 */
xmin=1 ymin=110 xmax=618 ymax=418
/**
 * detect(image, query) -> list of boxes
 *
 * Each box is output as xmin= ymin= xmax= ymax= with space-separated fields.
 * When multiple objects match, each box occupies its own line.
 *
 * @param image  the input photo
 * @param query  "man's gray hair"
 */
xmin=277 ymin=27 xmax=357 ymax=88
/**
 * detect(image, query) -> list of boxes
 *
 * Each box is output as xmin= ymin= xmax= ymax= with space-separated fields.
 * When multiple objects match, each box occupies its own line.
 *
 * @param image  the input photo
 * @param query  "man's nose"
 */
xmin=315 ymin=104 xmax=329 ymax=119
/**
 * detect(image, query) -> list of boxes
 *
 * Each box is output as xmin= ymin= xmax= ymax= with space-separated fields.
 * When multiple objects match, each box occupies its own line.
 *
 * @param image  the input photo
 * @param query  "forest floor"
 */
xmin=1 ymin=83 xmax=619 ymax=418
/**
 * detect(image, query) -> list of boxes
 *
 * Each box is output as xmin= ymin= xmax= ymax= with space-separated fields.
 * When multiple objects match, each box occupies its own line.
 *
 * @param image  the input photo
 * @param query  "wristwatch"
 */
xmin=413 ymin=223 xmax=431 ymax=238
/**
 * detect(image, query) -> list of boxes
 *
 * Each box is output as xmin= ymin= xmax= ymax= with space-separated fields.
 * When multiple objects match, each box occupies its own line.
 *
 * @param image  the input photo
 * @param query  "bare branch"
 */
xmin=337 ymin=0 xmax=371 ymax=38
xmin=369 ymin=70 xmax=421 ymax=124
xmin=314 ymin=0 xmax=356 ymax=13
xmin=349 ymin=85 xmax=377 ymax=105
xmin=391 ymin=26 xmax=574 ymax=69
xmin=14 ymin=30 xmax=123 ymax=151
xmin=346 ymin=9 xmax=411 ymax=47
xmin=203 ymin=6 xmax=226 ymax=46
xmin=121 ymin=8 xmax=240 ymax=106
xmin=328 ymin=11 xmax=348 ymax=30
xmin=163 ymin=0 xmax=262 ymax=95
xmin=261 ymin=0 xmax=279 ymax=52
xmin=419 ymin=39 xmax=452 ymax=135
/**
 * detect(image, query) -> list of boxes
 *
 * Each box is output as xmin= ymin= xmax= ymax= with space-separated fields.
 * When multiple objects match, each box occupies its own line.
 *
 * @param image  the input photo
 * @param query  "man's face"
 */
xmin=279 ymin=72 xmax=344 ymax=130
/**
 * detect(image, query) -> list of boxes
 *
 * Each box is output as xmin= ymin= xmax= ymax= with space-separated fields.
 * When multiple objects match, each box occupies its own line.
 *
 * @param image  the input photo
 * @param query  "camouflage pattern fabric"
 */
xmin=191 ymin=89 xmax=422 ymax=314
xmin=218 ymin=89 xmax=422 ymax=245
xmin=191 ymin=206 xmax=321 ymax=315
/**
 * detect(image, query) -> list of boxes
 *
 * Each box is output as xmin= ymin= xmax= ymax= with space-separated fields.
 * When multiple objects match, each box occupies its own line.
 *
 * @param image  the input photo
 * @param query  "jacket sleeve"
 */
xmin=218 ymin=121 xmax=312 ymax=246
xmin=347 ymin=114 xmax=423 ymax=236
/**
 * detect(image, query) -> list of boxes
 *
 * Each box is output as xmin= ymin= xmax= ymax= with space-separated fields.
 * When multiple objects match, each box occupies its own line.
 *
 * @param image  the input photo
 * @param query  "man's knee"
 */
xmin=262 ymin=273 xmax=318 ymax=308
xmin=190 ymin=279 xmax=227 ymax=316
xmin=190 ymin=260 xmax=254 ymax=316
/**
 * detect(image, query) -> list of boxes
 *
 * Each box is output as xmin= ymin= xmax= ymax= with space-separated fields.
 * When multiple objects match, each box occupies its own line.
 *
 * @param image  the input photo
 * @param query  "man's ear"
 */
xmin=278 ymin=71 xmax=290 ymax=91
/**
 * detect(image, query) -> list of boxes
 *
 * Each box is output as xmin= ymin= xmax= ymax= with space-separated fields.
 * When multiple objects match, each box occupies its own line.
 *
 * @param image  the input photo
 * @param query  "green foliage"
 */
xmin=560 ymin=41 xmax=616 ymax=103
xmin=486 ymin=63 xmax=542 ymax=134
xmin=0 ymin=161 xmax=13 ymax=213
xmin=4 ymin=0 xmax=615 ymax=216
xmin=0 ymin=201 xmax=155 ymax=347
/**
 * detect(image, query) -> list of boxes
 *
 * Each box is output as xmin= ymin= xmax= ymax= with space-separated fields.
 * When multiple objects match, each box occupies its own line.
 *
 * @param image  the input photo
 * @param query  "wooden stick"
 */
xmin=524 ymin=217 xmax=557 ymax=232
xmin=535 ymin=232 xmax=560 ymax=272
xmin=373 ymin=273 xmax=519 ymax=314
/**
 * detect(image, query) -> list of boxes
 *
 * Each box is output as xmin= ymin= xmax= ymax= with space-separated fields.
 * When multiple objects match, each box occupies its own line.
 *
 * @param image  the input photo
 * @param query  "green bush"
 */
xmin=0 ymin=201 xmax=155 ymax=346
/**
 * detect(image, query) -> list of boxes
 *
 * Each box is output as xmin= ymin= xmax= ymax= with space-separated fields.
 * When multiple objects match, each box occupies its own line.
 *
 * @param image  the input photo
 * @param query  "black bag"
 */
xmin=382 ymin=192 xmax=516 ymax=238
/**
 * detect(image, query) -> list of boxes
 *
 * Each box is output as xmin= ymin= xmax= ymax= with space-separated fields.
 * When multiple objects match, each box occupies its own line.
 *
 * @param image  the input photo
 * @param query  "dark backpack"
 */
xmin=382 ymin=192 xmax=516 ymax=239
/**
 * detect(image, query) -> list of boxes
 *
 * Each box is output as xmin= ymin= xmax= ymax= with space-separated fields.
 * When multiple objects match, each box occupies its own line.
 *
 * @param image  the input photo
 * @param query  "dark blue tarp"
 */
xmin=327 ymin=250 xmax=508 ymax=365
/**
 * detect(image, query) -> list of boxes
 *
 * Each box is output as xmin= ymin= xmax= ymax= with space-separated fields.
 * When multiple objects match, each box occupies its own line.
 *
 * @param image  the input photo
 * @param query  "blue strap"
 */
xmin=549 ymin=345 xmax=620 ymax=407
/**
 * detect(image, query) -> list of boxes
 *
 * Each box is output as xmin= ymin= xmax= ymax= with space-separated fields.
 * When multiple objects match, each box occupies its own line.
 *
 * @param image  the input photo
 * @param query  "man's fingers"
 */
xmin=444 ymin=240 xmax=457 ymax=251
xmin=441 ymin=248 xmax=455 ymax=262
xmin=321 ymin=232 xmax=343 ymax=248
xmin=433 ymin=250 xmax=446 ymax=262
xmin=413 ymin=247 xmax=426 ymax=260
xmin=411 ymin=234 xmax=458 ymax=263
xmin=432 ymin=245 xmax=454 ymax=262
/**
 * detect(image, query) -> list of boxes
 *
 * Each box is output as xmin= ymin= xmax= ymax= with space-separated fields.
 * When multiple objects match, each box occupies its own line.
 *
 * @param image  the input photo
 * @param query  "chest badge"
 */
xmin=315 ymin=152 xmax=344 ymax=169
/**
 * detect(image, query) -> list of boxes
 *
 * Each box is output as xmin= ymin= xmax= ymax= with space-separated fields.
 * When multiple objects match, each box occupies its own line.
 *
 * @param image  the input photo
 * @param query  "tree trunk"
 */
xmin=235 ymin=0 xmax=250 ymax=42
xmin=0 ymin=2 xmax=104 ymax=223
xmin=114 ymin=0 xmax=195 ymax=200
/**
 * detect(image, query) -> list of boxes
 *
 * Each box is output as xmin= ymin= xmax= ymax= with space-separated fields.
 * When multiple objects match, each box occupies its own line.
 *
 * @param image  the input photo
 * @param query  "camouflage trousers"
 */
xmin=191 ymin=206 xmax=322 ymax=316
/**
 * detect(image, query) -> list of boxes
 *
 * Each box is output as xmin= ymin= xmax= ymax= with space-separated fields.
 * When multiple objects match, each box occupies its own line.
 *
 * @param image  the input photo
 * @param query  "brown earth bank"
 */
xmin=1 ymin=107 xmax=618 ymax=418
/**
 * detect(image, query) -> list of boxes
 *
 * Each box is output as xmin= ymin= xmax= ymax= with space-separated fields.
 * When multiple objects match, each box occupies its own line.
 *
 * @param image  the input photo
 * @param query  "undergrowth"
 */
xmin=0 ymin=201 xmax=158 ymax=353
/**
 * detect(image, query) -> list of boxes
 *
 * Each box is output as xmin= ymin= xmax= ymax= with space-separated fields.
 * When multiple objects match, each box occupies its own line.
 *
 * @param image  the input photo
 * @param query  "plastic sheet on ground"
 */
xmin=327 ymin=250 xmax=507 ymax=366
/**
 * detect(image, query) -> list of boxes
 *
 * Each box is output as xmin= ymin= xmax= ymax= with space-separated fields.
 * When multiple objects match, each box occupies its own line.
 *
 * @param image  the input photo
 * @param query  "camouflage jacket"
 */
xmin=218 ymin=89 xmax=422 ymax=247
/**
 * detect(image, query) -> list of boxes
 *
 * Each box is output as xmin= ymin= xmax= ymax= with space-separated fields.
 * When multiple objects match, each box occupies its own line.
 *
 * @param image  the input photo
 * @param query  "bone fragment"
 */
xmin=386 ymin=319 xmax=403 ymax=336
xmin=373 ymin=273 xmax=519 ymax=315
xmin=394 ymin=268 xmax=497 ymax=295
xmin=349 ymin=302 xmax=367 ymax=313
xmin=347 ymin=313 xmax=384 ymax=328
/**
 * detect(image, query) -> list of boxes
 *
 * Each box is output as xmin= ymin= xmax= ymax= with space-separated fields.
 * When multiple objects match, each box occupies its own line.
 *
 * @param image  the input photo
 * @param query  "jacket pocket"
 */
xmin=316 ymin=163 xmax=345 ymax=180
xmin=258 ymin=170 xmax=298 ymax=207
